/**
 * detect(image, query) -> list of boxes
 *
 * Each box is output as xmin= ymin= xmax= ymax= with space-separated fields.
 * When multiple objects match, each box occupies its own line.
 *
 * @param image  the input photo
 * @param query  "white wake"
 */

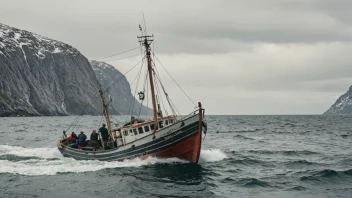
xmin=0 ymin=145 xmax=228 ymax=176
xmin=0 ymin=145 xmax=186 ymax=176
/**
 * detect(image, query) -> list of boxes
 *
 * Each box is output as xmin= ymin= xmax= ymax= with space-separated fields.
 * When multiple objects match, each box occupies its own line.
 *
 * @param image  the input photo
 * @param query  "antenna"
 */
xmin=142 ymin=12 xmax=148 ymax=35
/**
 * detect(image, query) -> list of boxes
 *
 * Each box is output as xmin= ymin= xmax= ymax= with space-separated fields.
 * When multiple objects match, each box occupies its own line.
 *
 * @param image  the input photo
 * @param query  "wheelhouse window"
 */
xmin=144 ymin=125 xmax=150 ymax=132
xmin=129 ymin=129 xmax=133 ymax=136
xmin=165 ymin=120 xmax=169 ymax=125
xmin=133 ymin=128 xmax=138 ymax=135
xmin=138 ymin=127 xmax=144 ymax=134
xmin=124 ymin=130 xmax=128 ymax=136
xmin=170 ymin=119 xmax=174 ymax=124
xmin=159 ymin=121 xmax=163 ymax=128
xmin=150 ymin=124 xmax=155 ymax=131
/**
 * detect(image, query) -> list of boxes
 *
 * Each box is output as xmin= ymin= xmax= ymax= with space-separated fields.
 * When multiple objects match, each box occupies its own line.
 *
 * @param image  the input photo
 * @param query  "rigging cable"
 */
xmin=126 ymin=59 xmax=144 ymax=116
xmin=152 ymin=61 xmax=181 ymax=118
xmin=155 ymin=72 xmax=180 ymax=118
xmin=138 ymin=69 xmax=149 ymax=118
xmin=105 ymin=57 xmax=145 ymax=91
xmin=152 ymin=62 xmax=170 ymax=107
xmin=109 ymin=57 xmax=146 ymax=127
xmin=94 ymin=46 xmax=141 ymax=61
xmin=146 ymin=71 xmax=149 ymax=119
xmin=65 ymin=78 xmax=102 ymax=133
xmin=153 ymin=71 xmax=168 ymax=117
xmin=65 ymin=57 xmax=145 ymax=133
xmin=154 ymin=55 xmax=197 ymax=107
xmin=150 ymin=41 xmax=175 ymax=116
xmin=103 ymin=54 xmax=142 ymax=62
xmin=150 ymin=53 xmax=173 ymax=115
xmin=126 ymin=59 xmax=145 ymax=90
xmin=126 ymin=57 xmax=145 ymax=124
xmin=98 ymin=114 xmax=105 ymax=129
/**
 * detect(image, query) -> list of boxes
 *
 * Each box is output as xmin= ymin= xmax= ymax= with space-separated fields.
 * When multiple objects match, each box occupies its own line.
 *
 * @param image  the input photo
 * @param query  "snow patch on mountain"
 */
xmin=0 ymin=23 xmax=80 ymax=60
xmin=0 ymin=23 xmax=103 ymax=116
xmin=324 ymin=85 xmax=352 ymax=115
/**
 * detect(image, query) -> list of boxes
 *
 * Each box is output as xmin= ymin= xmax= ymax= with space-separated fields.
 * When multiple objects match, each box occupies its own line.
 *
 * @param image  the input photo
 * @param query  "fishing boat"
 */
xmin=57 ymin=25 xmax=207 ymax=163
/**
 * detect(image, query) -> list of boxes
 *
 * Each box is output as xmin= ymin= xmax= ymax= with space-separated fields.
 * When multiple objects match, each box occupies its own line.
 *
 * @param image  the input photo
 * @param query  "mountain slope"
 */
xmin=324 ymin=85 xmax=352 ymax=115
xmin=90 ymin=60 xmax=152 ymax=115
xmin=0 ymin=23 xmax=103 ymax=116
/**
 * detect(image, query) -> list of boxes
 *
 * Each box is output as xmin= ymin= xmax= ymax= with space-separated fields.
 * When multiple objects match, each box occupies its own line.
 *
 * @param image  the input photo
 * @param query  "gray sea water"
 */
xmin=0 ymin=115 xmax=351 ymax=198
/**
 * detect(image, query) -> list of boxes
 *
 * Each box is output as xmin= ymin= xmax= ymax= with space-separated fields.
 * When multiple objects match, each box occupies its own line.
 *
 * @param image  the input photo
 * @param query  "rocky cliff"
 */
xmin=324 ymin=85 xmax=352 ymax=115
xmin=0 ymin=23 xmax=105 ymax=116
xmin=90 ymin=60 xmax=152 ymax=115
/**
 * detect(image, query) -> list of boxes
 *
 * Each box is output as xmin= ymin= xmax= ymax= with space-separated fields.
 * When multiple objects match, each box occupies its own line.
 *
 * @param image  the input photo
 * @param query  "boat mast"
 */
xmin=99 ymin=85 xmax=114 ymax=141
xmin=138 ymin=34 xmax=158 ymax=137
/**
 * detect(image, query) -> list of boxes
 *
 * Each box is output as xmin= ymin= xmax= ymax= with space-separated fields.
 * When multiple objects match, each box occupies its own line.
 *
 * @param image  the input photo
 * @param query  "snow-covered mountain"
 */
xmin=324 ymin=85 xmax=352 ymax=115
xmin=90 ymin=60 xmax=152 ymax=115
xmin=0 ymin=23 xmax=105 ymax=116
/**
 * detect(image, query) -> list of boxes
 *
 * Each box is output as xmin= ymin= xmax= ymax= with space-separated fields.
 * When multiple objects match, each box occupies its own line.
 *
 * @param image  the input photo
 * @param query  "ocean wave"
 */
xmin=226 ymin=157 xmax=274 ymax=167
xmin=233 ymin=134 xmax=254 ymax=140
xmin=285 ymin=186 xmax=307 ymax=191
xmin=230 ymin=129 xmax=262 ymax=133
xmin=235 ymin=178 xmax=271 ymax=187
xmin=222 ymin=177 xmax=235 ymax=182
xmin=284 ymin=159 xmax=323 ymax=167
xmin=15 ymin=129 xmax=26 ymax=132
xmin=215 ymin=129 xmax=262 ymax=133
xmin=300 ymin=169 xmax=352 ymax=181
xmin=316 ymin=169 xmax=339 ymax=177
xmin=247 ymin=149 xmax=319 ymax=156
xmin=284 ymin=123 xmax=296 ymax=127
xmin=340 ymin=134 xmax=351 ymax=138
xmin=337 ymin=158 xmax=352 ymax=166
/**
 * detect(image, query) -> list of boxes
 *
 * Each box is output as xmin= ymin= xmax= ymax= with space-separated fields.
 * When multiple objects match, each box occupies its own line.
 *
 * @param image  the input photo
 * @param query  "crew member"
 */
xmin=99 ymin=124 xmax=109 ymax=141
xmin=71 ymin=132 xmax=78 ymax=139
xmin=90 ymin=129 xmax=99 ymax=150
xmin=68 ymin=132 xmax=77 ymax=143
xmin=77 ymin=131 xmax=87 ymax=149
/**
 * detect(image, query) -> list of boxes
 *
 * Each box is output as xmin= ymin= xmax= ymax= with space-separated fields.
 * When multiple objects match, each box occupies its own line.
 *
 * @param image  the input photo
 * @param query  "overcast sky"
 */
xmin=1 ymin=0 xmax=352 ymax=115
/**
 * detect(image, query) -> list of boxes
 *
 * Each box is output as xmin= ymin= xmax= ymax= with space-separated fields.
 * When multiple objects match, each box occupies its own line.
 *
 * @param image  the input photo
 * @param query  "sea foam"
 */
xmin=0 ymin=144 xmax=187 ymax=176
xmin=0 ymin=145 xmax=228 ymax=176
xmin=200 ymin=148 xmax=228 ymax=162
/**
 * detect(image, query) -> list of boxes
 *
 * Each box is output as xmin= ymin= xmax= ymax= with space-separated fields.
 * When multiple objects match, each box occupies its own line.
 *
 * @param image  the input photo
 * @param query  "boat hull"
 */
xmin=137 ymin=127 xmax=202 ymax=163
xmin=58 ymin=114 xmax=204 ymax=163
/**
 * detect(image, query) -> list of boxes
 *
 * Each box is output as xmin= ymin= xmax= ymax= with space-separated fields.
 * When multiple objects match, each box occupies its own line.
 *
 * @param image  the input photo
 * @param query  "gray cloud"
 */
xmin=0 ymin=0 xmax=351 ymax=114
xmin=2 ymin=0 xmax=352 ymax=55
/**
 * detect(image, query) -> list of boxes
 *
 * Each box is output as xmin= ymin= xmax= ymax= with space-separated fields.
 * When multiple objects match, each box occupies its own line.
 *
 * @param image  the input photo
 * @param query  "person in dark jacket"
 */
xmin=71 ymin=132 xmax=78 ymax=139
xmin=77 ymin=131 xmax=87 ymax=148
xmin=68 ymin=132 xmax=77 ymax=143
xmin=99 ymin=124 xmax=109 ymax=141
xmin=90 ymin=129 xmax=99 ymax=150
